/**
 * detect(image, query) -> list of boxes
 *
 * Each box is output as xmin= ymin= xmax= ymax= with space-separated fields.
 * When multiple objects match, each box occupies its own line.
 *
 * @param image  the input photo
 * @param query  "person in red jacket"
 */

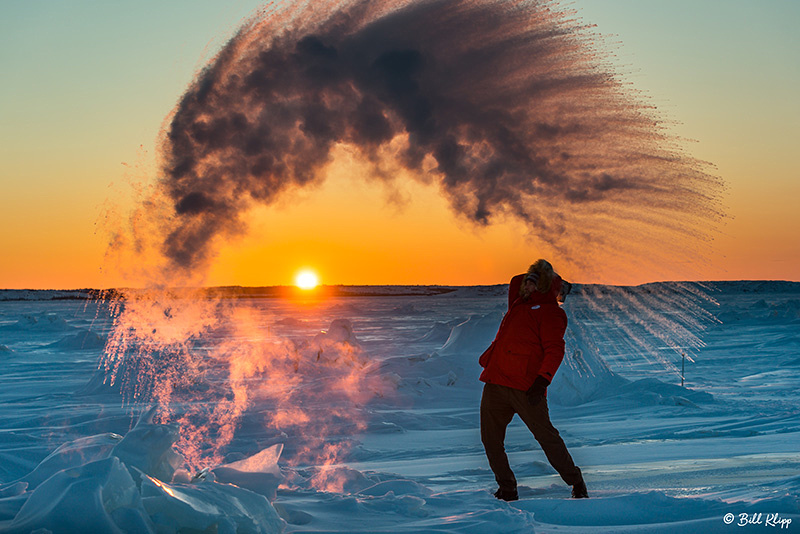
xmin=479 ymin=259 xmax=587 ymax=501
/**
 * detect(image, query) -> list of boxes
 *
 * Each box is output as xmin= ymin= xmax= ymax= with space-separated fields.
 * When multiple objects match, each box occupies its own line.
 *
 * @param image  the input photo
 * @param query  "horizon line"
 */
xmin=2 ymin=279 xmax=799 ymax=293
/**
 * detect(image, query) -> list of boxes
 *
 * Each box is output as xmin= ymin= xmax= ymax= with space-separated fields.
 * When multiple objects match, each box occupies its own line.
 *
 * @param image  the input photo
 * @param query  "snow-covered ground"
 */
xmin=0 ymin=281 xmax=798 ymax=533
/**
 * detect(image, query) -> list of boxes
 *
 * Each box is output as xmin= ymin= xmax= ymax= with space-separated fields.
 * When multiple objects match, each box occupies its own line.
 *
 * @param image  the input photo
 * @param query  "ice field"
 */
xmin=0 ymin=281 xmax=798 ymax=533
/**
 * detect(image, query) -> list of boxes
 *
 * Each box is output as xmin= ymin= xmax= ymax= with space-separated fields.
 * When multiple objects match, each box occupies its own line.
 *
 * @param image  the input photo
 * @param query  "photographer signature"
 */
xmin=724 ymin=513 xmax=792 ymax=529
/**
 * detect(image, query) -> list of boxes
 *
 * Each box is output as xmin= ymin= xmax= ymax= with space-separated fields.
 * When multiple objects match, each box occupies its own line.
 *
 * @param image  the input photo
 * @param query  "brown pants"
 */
xmin=480 ymin=382 xmax=582 ymax=491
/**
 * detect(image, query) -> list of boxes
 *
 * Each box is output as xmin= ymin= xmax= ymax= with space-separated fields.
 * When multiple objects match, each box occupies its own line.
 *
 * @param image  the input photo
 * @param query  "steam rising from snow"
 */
xmin=98 ymin=292 xmax=383 ymax=473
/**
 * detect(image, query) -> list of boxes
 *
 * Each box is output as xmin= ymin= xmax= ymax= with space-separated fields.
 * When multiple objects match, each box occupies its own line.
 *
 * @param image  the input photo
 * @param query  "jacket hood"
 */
xmin=511 ymin=273 xmax=562 ymax=307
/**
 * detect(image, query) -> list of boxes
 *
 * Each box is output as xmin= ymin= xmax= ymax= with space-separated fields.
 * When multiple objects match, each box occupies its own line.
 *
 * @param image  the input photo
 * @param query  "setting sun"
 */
xmin=295 ymin=269 xmax=320 ymax=290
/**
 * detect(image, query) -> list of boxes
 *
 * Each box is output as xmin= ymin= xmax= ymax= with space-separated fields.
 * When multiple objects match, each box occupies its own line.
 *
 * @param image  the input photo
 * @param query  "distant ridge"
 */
xmin=1 ymin=281 xmax=798 ymax=301
xmin=0 ymin=289 xmax=102 ymax=301
xmin=0 ymin=285 xmax=468 ymax=301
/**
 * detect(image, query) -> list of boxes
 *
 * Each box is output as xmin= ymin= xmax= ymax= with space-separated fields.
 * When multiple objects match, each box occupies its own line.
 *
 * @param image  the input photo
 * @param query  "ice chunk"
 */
xmin=211 ymin=444 xmax=283 ymax=500
xmin=306 ymin=465 xmax=374 ymax=494
xmin=0 ymin=492 xmax=27 ymax=522
xmin=111 ymin=407 xmax=184 ymax=482
xmin=140 ymin=474 xmax=284 ymax=533
xmin=316 ymin=319 xmax=360 ymax=346
xmin=414 ymin=322 xmax=453 ymax=344
xmin=0 ymin=483 xmax=26 ymax=499
xmin=445 ymin=370 xmax=458 ymax=386
xmin=4 ymin=457 xmax=152 ymax=534
xmin=218 ymin=443 xmax=282 ymax=475
xmin=1 ymin=433 xmax=122 ymax=491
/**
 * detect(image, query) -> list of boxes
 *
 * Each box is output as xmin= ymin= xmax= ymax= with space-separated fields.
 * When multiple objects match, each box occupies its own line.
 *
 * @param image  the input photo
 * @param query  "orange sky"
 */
xmin=1 ymin=1 xmax=798 ymax=289
xmin=207 ymin=166 xmax=530 ymax=287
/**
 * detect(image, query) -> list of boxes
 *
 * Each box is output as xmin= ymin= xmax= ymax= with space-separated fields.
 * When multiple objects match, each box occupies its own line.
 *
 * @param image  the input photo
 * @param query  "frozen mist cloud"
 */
xmin=114 ymin=0 xmax=725 ymax=282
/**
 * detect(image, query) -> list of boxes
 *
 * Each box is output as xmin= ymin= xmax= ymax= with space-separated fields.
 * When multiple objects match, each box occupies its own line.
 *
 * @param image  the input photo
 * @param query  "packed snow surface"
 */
xmin=0 ymin=281 xmax=799 ymax=533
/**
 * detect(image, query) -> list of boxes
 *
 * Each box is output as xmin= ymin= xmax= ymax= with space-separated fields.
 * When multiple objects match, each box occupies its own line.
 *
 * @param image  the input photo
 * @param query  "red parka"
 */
xmin=478 ymin=274 xmax=567 ymax=391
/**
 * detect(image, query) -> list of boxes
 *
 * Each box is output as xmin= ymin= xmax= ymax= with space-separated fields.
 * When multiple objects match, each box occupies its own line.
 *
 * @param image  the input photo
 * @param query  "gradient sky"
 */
xmin=1 ymin=0 xmax=798 ymax=288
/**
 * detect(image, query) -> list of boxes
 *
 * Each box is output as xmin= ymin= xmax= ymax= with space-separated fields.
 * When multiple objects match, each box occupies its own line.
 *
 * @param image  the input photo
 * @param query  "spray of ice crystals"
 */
xmin=562 ymin=282 xmax=720 ymax=384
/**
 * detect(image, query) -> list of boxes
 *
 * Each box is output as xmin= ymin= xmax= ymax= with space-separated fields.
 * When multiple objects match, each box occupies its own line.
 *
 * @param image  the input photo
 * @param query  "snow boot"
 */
xmin=571 ymin=477 xmax=588 ymax=499
xmin=494 ymin=488 xmax=519 ymax=501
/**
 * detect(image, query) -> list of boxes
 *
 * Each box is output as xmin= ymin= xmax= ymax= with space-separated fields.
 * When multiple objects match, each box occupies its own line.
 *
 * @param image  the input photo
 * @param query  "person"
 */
xmin=478 ymin=259 xmax=587 ymax=501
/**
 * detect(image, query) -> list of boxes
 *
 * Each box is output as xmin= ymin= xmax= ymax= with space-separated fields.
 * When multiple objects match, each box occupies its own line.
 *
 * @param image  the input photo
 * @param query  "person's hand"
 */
xmin=558 ymin=280 xmax=572 ymax=303
xmin=526 ymin=376 xmax=550 ymax=406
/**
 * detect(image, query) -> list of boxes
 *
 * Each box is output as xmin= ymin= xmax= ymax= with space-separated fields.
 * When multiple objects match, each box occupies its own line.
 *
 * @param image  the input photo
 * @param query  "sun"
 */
xmin=294 ymin=269 xmax=320 ymax=290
